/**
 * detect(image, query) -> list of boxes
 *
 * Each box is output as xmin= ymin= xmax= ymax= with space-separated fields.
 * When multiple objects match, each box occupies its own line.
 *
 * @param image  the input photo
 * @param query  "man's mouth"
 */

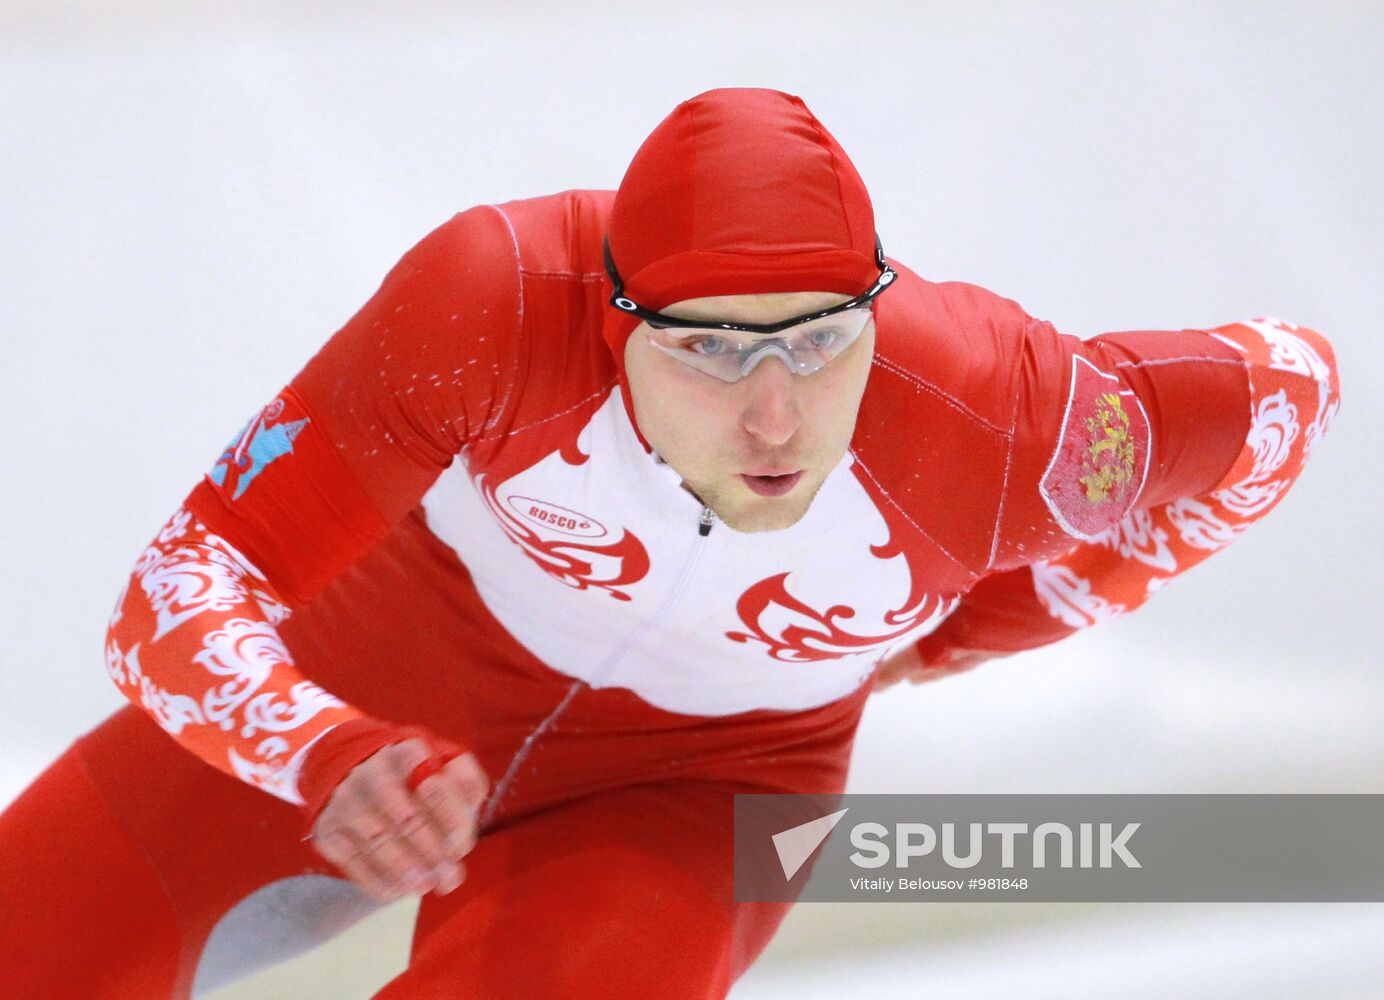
xmin=740 ymin=470 xmax=803 ymax=498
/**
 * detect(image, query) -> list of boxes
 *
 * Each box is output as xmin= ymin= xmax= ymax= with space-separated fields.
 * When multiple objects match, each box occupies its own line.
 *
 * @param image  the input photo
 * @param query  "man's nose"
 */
xmin=739 ymin=355 xmax=802 ymax=447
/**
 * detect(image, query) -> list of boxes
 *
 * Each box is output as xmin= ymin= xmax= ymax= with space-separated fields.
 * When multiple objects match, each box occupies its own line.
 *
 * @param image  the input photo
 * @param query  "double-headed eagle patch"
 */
xmin=1039 ymin=355 xmax=1152 ymax=538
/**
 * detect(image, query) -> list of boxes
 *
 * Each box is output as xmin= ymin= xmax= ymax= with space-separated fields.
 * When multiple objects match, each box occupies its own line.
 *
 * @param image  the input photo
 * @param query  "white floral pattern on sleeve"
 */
xmin=1030 ymin=318 xmax=1339 ymax=630
xmin=1031 ymin=562 xmax=1126 ymax=628
xmin=107 ymin=507 xmax=365 ymax=804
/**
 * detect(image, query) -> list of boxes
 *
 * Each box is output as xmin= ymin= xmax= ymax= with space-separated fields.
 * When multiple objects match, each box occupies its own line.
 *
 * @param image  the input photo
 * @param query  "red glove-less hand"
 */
xmin=298 ymin=720 xmax=490 ymax=902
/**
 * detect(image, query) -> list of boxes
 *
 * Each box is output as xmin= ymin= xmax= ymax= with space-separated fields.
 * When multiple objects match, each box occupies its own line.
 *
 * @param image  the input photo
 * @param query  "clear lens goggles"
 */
xmin=644 ymin=307 xmax=874 ymax=383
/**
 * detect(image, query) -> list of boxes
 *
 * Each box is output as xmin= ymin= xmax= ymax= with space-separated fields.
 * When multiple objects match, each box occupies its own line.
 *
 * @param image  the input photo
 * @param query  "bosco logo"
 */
xmin=507 ymin=495 xmax=608 ymax=539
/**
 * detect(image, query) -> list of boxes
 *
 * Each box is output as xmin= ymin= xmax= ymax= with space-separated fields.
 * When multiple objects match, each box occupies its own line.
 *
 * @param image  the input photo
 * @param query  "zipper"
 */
xmin=482 ymin=504 xmax=716 ymax=825
xmin=586 ymin=504 xmax=714 ymax=690
xmin=698 ymin=505 xmax=716 ymax=536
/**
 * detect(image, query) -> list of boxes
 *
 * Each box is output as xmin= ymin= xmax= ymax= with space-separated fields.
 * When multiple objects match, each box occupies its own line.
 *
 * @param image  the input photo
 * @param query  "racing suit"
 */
xmin=0 ymin=189 xmax=1341 ymax=998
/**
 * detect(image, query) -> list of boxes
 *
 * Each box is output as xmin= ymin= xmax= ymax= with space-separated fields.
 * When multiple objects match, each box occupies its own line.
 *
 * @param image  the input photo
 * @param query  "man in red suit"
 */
xmin=0 ymin=88 xmax=1340 ymax=998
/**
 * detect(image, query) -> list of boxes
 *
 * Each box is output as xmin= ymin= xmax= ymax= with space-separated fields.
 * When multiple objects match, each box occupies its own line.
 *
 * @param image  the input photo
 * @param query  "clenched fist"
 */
xmin=309 ymin=738 xmax=489 ymax=902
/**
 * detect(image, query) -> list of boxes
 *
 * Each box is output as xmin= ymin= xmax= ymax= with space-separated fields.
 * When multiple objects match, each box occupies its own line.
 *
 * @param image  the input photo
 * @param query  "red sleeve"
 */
xmin=993 ymin=315 xmax=1254 ymax=570
xmin=910 ymin=316 xmax=1341 ymax=675
xmin=106 ymin=205 xmax=523 ymax=810
xmin=187 ymin=205 xmax=524 ymax=605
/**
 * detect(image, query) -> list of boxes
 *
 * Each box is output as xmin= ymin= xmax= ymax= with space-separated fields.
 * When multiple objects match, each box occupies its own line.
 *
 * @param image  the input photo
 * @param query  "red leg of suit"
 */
xmin=376 ymin=782 xmax=788 ymax=999
xmin=0 ymin=737 xmax=183 ymax=998
xmin=0 ymin=706 xmax=353 ymax=999
xmin=0 ymin=689 xmax=862 ymax=999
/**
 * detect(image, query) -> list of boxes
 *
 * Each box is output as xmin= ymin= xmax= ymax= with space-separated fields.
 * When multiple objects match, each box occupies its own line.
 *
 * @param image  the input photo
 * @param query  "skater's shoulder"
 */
xmin=878 ymin=260 xmax=1032 ymax=337
xmin=870 ymin=261 xmax=1033 ymax=401
xmin=479 ymin=189 xmax=617 ymax=278
xmin=397 ymin=190 xmax=614 ymax=294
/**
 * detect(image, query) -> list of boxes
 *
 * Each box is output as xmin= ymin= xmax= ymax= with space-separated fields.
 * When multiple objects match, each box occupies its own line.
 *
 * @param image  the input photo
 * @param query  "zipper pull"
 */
xmin=698 ymin=506 xmax=715 ymax=537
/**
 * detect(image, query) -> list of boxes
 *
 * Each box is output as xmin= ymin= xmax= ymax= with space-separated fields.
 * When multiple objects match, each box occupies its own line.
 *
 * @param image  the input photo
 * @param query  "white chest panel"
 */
xmin=421 ymin=392 xmax=957 ymax=716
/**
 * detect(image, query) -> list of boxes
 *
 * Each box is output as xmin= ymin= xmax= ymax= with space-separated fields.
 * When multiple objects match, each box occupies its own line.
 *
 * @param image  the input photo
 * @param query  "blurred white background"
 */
xmin=2 ymin=1 xmax=1382 ymax=997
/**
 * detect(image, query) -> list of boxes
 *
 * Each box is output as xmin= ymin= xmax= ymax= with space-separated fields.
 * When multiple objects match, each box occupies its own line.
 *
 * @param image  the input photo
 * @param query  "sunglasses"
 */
xmin=603 ymin=235 xmax=897 ymax=382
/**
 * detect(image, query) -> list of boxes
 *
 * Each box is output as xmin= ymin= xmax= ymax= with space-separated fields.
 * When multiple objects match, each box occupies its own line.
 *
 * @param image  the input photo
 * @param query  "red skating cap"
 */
xmin=604 ymin=88 xmax=880 ymax=353
xmin=603 ymin=89 xmax=880 ymax=450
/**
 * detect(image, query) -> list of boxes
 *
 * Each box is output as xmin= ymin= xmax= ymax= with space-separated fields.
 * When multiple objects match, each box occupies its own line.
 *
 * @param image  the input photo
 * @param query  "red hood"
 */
xmin=603 ymin=87 xmax=880 ymax=451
